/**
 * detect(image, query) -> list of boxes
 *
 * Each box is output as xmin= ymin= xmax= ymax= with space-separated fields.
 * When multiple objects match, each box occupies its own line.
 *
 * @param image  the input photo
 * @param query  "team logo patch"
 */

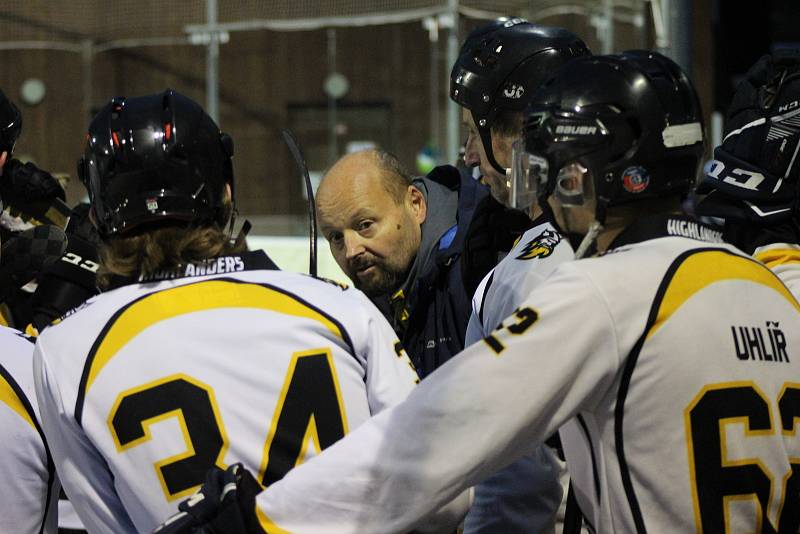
xmin=622 ymin=166 xmax=649 ymax=193
xmin=516 ymin=229 xmax=561 ymax=260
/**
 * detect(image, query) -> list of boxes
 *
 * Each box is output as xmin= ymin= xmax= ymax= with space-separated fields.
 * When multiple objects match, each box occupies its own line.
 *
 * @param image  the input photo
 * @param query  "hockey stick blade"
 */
xmin=281 ymin=129 xmax=318 ymax=277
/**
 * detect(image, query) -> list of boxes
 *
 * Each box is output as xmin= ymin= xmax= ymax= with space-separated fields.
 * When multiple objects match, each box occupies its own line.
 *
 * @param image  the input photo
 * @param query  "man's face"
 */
xmin=317 ymin=157 xmax=426 ymax=298
xmin=462 ymin=108 xmax=516 ymax=206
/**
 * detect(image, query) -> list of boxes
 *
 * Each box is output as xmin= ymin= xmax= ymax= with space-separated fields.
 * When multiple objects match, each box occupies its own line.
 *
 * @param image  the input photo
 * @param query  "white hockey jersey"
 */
xmin=754 ymin=242 xmax=800 ymax=300
xmin=33 ymin=251 xmax=418 ymax=533
xmin=0 ymin=326 xmax=58 ymax=533
xmin=463 ymin=217 xmax=573 ymax=533
xmin=466 ymin=218 xmax=574 ymax=345
xmin=255 ymin=215 xmax=800 ymax=533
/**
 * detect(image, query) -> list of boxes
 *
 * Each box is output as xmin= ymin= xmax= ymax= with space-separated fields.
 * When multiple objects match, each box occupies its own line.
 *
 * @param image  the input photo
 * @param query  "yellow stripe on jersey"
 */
xmin=85 ymin=280 xmax=345 ymax=395
xmin=649 ymin=251 xmax=800 ymax=339
xmin=256 ymin=507 xmax=292 ymax=534
xmin=754 ymin=248 xmax=800 ymax=268
xmin=0 ymin=372 xmax=36 ymax=430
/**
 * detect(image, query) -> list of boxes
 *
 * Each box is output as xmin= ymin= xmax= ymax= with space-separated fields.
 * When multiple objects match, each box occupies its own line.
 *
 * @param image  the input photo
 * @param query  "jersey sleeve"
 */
xmin=355 ymin=292 xmax=419 ymax=414
xmin=464 ymin=310 xmax=485 ymax=348
xmin=33 ymin=341 xmax=138 ymax=534
xmin=0 ymin=332 xmax=59 ymax=534
xmin=253 ymin=262 xmax=622 ymax=533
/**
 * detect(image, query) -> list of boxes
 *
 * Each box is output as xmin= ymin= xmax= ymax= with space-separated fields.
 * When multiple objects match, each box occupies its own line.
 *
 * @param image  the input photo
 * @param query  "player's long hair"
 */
xmin=97 ymin=198 xmax=245 ymax=288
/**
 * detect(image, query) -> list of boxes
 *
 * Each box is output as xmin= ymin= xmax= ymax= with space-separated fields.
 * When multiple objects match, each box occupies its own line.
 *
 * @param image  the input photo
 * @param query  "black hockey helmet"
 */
xmin=0 ymin=89 xmax=22 ymax=156
xmin=696 ymin=50 xmax=800 ymax=223
xmin=78 ymin=89 xmax=234 ymax=237
xmin=450 ymin=18 xmax=590 ymax=174
xmin=512 ymin=51 xmax=704 ymax=218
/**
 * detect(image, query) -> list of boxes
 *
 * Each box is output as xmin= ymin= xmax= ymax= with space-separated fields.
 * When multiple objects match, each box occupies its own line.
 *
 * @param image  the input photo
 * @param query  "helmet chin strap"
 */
xmin=574 ymin=221 xmax=603 ymax=259
xmin=573 ymin=197 xmax=608 ymax=259
xmin=474 ymin=112 xmax=508 ymax=176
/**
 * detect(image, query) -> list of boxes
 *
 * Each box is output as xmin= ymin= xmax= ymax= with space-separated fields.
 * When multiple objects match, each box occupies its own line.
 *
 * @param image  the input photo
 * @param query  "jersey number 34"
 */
xmin=107 ymin=349 xmax=347 ymax=501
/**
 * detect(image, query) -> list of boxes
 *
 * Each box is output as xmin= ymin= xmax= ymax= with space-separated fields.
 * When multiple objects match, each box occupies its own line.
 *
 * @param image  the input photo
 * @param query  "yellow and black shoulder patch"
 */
xmin=516 ymin=229 xmax=562 ymax=260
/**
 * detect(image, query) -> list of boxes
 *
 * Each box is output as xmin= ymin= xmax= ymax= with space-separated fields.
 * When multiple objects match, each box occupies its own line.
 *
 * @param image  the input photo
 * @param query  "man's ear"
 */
xmin=408 ymin=185 xmax=427 ymax=224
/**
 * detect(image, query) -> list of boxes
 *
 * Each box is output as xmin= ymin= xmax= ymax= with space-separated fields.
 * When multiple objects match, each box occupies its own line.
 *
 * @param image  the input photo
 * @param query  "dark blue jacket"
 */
xmin=385 ymin=165 xmax=529 ymax=377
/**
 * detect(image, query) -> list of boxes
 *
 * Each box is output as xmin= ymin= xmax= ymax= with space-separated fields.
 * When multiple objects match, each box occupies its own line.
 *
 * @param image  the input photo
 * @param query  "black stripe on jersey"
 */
xmin=0 ymin=361 xmax=56 ymax=534
xmin=576 ymin=414 xmax=601 ymax=502
xmin=75 ymin=294 xmax=136 ymax=426
xmin=75 ymin=277 xmax=357 ymax=426
xmin=17 ymin=332 xmax=35 ymax=344
xmin=614 ymin=247 xmax=774 ymax=534
xmin=265 ymin=280 xmax=357 ymax=355
xmin=478 ymin=270 xmax=495 ymax=328
xmin=585 ymin=516 xmax=597 ymax=534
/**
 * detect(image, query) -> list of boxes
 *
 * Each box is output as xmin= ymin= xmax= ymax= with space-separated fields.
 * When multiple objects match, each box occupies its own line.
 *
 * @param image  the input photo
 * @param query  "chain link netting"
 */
xmin=0 ymin=1 xmax=646 ymax=43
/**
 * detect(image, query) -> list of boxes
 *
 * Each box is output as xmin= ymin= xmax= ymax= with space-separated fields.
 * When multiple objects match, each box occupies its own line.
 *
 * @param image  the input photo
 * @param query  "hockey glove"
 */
xmin=30 ymin=204 xmax=101 ymax=332
xmin=153 ymin=463 xmax=266 ymax=534
xmin=2 ymin=159 xmax=65 ymax=205
xmin=0 ymin=224 xmax=67 ymax=304
xmin=461 ymin=194 xmax=531 ymax=296
xmin=1 ymin=159 xmax=69 ymax=227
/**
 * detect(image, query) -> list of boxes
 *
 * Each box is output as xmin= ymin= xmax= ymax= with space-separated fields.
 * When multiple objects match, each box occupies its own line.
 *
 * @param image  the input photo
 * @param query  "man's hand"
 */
xmin=153 ymin=464 xmax=266 ymax=534
xmin=1 ymin=159 xmax=70 ymax=228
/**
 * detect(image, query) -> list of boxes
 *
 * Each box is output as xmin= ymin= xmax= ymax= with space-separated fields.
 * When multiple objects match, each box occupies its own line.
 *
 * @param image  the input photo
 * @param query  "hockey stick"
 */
xmin=281 ymin=129 xmax=318 ymax=278
xmin=4 ymin=196 xmax=72 ymax=229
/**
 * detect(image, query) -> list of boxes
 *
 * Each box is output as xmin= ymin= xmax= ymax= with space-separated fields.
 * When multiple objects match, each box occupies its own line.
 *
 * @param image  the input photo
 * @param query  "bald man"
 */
xmin=317 ymin=149 xmax=529 ymax=376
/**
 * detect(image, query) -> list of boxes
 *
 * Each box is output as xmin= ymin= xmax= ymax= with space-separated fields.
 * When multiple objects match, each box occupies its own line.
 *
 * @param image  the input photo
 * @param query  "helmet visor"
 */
xmin=510 ymin=139 xmax=548 ymax=210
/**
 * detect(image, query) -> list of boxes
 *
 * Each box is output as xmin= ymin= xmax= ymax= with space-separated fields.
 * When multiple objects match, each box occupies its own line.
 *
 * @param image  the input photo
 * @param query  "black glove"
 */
xmin=0 ymin=224 xmax=67 ymax=304
xmin=30 ymin=204 xmax=101 ymax=332
xmin=461 ymin=194 xmax=531 ymax=296
xmin=152 ymin=464 xmax=265 ymax=534
xmin=1 ymin=159 xmax=65 ymax=206
xmin=1 ymin=159 xmax=69 ymax=228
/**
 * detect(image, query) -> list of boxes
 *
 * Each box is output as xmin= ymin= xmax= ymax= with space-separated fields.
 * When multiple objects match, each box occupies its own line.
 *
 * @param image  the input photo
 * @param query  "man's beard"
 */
xmin=347 ymin=256 xmax=406 ymax=298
